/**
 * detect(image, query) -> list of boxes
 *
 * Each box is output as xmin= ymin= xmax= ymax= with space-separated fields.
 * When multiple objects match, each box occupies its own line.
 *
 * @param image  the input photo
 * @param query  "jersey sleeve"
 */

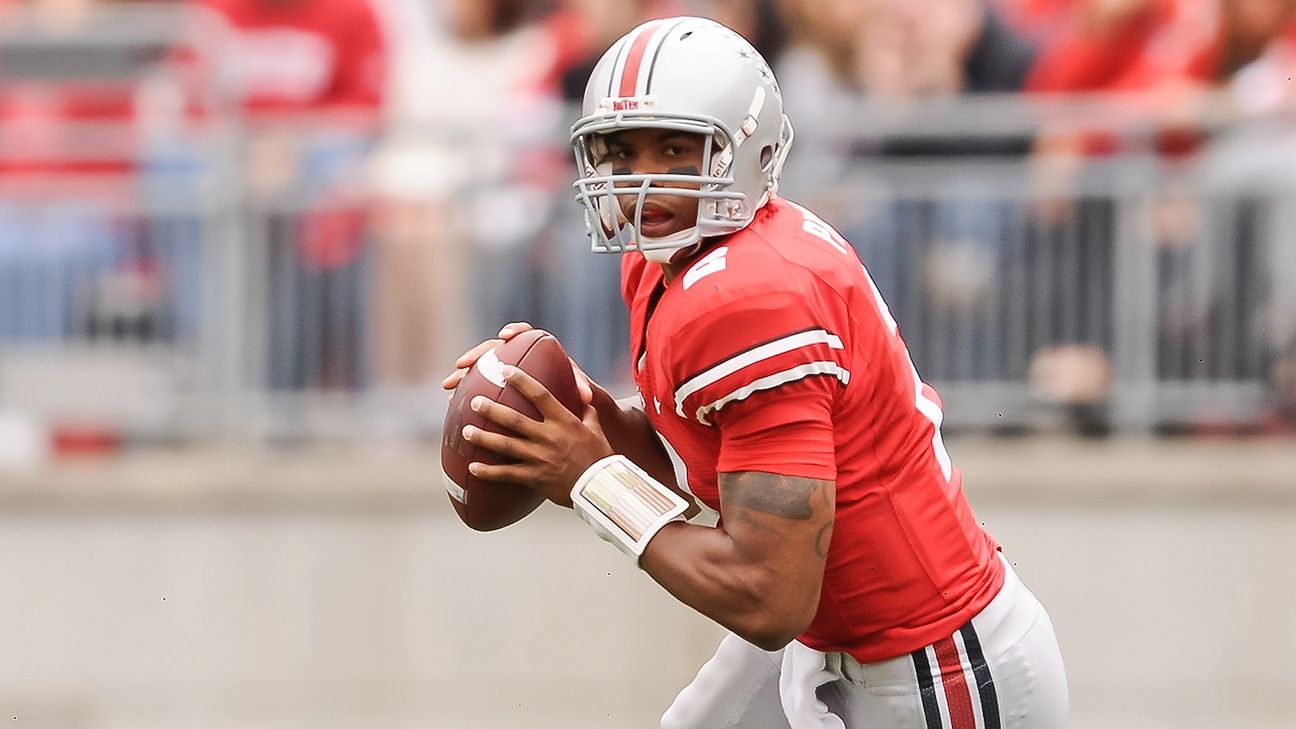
xmin=664 ymin=285 xmax=849 ymax=480
xmin=713 ymin=376 xmax=839 ymax=480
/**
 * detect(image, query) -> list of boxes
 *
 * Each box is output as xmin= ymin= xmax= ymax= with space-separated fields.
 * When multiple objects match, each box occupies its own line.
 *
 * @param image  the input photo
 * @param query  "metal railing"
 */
xmin=0 ymin=6 xmax=1292 ymax=443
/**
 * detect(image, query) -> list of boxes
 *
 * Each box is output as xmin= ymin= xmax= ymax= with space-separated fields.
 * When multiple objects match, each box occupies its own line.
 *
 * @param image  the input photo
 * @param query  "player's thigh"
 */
xmin=988 ymin=604 xmax=1068 ymax=728
xmin=661 ymin=632 xmax=790 ymax=729
xmin=978 ymin=560 xmax=1069 ymax=728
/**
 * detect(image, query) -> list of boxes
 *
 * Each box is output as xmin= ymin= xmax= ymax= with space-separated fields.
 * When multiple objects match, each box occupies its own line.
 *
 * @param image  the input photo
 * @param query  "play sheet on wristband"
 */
xmin=582 ymin=460 xmax=678 ymax=541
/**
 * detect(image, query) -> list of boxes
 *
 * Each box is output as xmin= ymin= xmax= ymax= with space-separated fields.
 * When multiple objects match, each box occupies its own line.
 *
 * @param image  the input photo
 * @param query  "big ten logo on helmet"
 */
xmin=598 ymin=96 xmax=658 ymax=113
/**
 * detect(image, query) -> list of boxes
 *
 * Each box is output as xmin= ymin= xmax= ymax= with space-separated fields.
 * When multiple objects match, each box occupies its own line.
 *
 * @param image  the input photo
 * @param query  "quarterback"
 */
xmin=443 ymin=16 xmax=1068 ymax=729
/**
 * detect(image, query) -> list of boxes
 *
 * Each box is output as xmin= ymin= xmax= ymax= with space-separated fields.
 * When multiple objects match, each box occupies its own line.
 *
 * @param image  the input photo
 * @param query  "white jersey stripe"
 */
xmin=674 ymin=329 xmax=844 ymax=418
xmin=693 ymin=361 xmax=851 ymax=424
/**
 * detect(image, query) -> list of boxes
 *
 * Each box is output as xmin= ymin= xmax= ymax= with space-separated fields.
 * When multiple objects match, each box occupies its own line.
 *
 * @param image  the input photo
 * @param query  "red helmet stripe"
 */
xmin=617 ymin=20 xmax=668 ymax=97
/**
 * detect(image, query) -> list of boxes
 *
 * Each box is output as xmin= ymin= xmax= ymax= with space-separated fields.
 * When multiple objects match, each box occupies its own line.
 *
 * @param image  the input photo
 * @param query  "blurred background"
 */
xmin=0 ymin=0 xmax=1292 ymax=727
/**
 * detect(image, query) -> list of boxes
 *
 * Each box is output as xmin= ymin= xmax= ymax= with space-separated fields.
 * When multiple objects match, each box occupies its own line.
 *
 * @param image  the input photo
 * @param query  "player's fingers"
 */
xmin=497 ymin=322 xmax=534 ymax=339
xmin=442 ymin=367 xmax=468 ymax=391
xmin=466 ymin=460 xmax=533 ymax=485
xmin=461 ymin=425 xmax=537 ymax=462
xmin=470 ymin=395 xmax=544 ymax=438
xmin=502 ymin=366 xmax=569 ymax=421
xmin=580 ymin=403 xmax=605 ymax=436
xmin=569 ymin=357 xmax=594 ymax=406
xmin=454 ymin=338 xmax=503 ymax=369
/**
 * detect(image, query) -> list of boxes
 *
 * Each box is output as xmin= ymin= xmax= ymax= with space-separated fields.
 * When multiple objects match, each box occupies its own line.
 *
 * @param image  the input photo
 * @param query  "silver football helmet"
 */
xmin=571 ymin=16 xmax=794 ymax=262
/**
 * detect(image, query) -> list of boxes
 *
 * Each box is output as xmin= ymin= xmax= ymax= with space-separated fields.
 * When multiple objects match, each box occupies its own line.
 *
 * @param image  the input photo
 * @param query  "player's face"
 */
xmin=601 ymin=128 xmax=706 ymax=239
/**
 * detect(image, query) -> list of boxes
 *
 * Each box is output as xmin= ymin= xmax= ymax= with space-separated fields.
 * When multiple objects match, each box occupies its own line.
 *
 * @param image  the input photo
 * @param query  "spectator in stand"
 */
xmin=370 ymin=0 xmax=576 ymax=402
xmin=0 ymin=0 xmax=158 ymax=344
xmin=1182 ymin=0 xmax=1296 ymax=428
xmin=1022 ymin=0 xmax=1214 ymax=431
xmin=1187 ymin=0 xmax=1296 ymax=103
xmin=772 ymin=0 xmax=871 ymax=199
xmin=1024 ymin=0 xmax=1214 ymax=218
xmin=198 ymin=0 xmax=388 ymax=392
xmin=1025 ymin=0 xmax=1214 ymax=159
xmin=995 ymin=0 xmax=1083 ymax=46
xmin=777 ymin=0 xmax=1036 ymax=192
xmin=375 ymin=0 xmax=706 ymax=393
xmin=778 ymin=0 xmax=1037 ymax=384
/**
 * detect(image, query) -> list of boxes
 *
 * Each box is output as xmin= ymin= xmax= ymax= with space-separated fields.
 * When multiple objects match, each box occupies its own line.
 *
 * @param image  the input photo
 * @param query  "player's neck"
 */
xmin=654 ymin=236 xmax=724 ymax=285
xmin=659 ymin=261 xmax=680 ymax=285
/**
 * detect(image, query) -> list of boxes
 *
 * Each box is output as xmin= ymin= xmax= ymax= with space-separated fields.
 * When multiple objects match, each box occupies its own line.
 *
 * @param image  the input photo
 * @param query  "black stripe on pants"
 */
xmin=911 ymin=646 xmax=944 ymax=729
xmin=960 ymin=623 xmax=1002 ymax=729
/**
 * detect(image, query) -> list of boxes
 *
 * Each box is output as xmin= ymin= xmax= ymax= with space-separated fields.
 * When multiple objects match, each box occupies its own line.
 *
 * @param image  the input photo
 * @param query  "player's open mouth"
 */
xmin=636 ymin=203 xmax=679 ymax=237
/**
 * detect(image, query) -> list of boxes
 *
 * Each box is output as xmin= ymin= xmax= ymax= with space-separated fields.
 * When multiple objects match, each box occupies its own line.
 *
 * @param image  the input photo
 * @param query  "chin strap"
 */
xmin=639 ymin=223 xmax=704 ymax=262
xmin=571 ymin=455 xmax=689 ymax=563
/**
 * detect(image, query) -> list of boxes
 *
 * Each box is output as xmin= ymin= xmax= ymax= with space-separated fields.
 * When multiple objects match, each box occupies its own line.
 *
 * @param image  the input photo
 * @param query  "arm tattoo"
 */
xmin=721 ymin=472 xmax=832 ymax=521
xmin=721 ymin=472 xmax=836 ymax=560
xmin=812 ymin=477 xmax=835 ymax=558
xmin=814 ymin=522 xmax=833 ymax=559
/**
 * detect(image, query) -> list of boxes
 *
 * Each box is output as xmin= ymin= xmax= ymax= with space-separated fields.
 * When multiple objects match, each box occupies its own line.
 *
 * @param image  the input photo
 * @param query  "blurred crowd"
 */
xmin=0 ymin=0 xmax=1294 ymax=439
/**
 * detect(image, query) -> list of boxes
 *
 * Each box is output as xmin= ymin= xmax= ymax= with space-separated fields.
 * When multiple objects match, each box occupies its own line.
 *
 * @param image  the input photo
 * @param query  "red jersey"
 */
xmin=621 ymin=197 xmax=1004 ymax=663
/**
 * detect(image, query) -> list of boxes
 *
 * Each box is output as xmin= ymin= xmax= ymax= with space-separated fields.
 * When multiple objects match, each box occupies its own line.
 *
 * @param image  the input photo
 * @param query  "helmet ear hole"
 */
xmin=760 ymin=145 xmax=774 ymax=170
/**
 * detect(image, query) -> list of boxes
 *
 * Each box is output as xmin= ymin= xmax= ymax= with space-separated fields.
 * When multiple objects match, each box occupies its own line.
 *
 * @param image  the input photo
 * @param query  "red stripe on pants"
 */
xmin=933 ymin=636 xmax=978 ymax=729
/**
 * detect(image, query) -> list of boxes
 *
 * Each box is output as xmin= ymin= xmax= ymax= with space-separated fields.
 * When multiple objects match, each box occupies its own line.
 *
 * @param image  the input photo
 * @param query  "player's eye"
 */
xmin=592 ymin=148 xmax=630 ymax=167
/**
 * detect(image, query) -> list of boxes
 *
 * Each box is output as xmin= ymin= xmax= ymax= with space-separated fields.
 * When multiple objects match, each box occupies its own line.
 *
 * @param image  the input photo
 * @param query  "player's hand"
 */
xmin=441 ymin=322 xmax=533 ymax=393
xmin=461 ymin=365 xmax=613 ymax=508
xmin=442 ymin=322 xmax=594 ymax=406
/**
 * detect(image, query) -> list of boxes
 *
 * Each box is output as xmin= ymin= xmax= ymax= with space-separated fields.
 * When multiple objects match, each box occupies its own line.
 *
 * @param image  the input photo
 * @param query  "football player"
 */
xmin=442 ymin=16 xmax=1068 ymax=729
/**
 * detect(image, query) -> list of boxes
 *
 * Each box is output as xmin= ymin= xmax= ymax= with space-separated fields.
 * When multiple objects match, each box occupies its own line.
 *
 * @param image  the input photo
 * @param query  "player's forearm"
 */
xmin=589 ymin=386 xmax=678 ymax=488
xmin=639 ymin=521 xmax=818 ymax=651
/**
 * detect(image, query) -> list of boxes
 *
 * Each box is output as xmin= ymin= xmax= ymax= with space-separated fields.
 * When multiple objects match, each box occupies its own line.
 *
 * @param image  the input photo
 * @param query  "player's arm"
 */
xmin=467 ymin=357 xmax=837 ymax=649
xmin=586 ymin=381 xmax=678 ymax=489
xmin=639 ymin=471 xmax=833 ymax=651
xmin=575 ymin=377 xmax=706 ymax=518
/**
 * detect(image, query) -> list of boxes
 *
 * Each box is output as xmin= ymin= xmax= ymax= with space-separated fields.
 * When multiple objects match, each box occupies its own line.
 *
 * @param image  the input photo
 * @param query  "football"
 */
xmin=441 ymin=329 xmax=584 ymax=531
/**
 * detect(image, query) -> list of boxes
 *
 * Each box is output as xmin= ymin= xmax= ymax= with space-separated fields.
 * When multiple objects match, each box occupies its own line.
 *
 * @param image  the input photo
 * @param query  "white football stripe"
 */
xmin=693 ymin=361 xmax=851 ymax=424
xmin=674 ymin=329 xmax=844 ymax=418
xmin=477 ymin=347 xmax=506 ymax=388
xmin=443 ymin=463 xmax=467 ymax=504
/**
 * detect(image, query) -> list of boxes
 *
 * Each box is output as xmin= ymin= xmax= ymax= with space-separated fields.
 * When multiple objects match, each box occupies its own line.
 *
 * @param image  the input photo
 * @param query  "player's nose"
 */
xmin=638 ymin=149 xmax=684 ymax=174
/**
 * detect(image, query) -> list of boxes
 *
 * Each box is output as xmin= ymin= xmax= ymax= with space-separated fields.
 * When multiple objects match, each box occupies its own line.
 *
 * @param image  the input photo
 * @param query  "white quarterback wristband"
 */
xmin=571 ymin=455 xmax=688 ymax=561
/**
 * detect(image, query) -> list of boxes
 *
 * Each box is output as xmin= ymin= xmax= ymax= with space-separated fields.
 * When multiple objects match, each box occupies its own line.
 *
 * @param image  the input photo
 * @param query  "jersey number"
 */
xmin=791 ymin=202 xmax=953 ymax=482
